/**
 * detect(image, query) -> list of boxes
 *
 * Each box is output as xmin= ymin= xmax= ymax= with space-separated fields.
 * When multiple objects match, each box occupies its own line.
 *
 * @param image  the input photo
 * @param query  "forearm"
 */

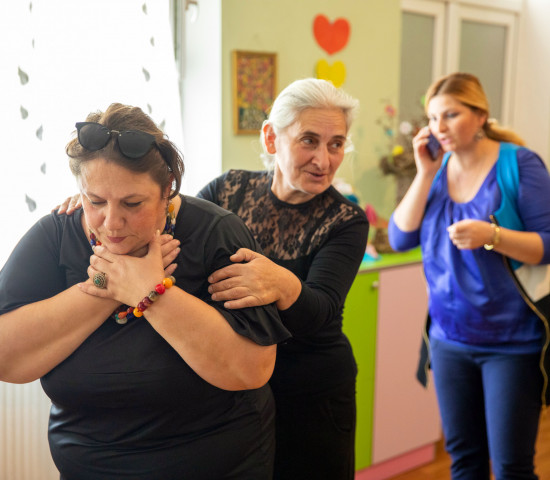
xmin=393 ymin=172 xmax=435 ymax=231
xmin=492 ymin=227 xmax=544 ymax=265
xmin=144 ymin=287 xmax=276 ymax=391
xmin=275 ymin=267 xmax=302 ymax=311
xmin=278 ymin=218 xmax=368 ymax=336
xmin=0 ymin=286 xmax=118 ymax=383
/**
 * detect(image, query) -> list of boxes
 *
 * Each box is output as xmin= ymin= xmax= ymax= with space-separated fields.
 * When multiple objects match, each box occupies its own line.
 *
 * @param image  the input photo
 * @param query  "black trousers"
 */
xmin=273 ymin=379 xmax=356 ymax=480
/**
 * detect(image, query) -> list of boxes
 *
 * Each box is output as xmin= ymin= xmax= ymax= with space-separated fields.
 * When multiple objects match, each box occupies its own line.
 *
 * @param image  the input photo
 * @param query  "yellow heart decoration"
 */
xmin=316 ymin=59 xmax=346 ymax=87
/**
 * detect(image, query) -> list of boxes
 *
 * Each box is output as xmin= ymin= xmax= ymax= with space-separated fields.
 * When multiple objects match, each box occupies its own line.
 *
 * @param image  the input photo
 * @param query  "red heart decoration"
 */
xmin=313 ymin=14 xmax=350 ymax=55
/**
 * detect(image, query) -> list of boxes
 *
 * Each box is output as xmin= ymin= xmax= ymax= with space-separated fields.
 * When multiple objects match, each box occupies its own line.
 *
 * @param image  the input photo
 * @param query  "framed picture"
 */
xmin=232 ymin=50 xmax=277 ymax=135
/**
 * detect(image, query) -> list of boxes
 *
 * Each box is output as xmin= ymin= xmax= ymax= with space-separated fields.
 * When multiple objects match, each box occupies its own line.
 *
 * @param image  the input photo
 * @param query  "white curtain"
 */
xmin=0 ymin=2 xmax=183 ymax=478
xmin=0 ymin=0 xmax=183 ymax=268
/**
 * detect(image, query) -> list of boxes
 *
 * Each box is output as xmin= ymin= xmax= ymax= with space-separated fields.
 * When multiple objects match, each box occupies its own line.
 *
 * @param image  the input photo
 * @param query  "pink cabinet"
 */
xmin=351 ymin=259 xmax=441 ymax=480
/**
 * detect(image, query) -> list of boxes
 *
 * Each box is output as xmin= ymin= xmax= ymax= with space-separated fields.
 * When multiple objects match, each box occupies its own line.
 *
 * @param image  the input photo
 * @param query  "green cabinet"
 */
xmin=342 ymin=270 xmax=379 ymax=470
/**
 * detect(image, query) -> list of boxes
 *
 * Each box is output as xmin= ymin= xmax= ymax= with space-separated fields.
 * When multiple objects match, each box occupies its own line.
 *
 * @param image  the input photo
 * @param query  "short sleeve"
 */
xmin=201 ymin=213 xmax=291 ymax=346
xmin=0 ymin=215 xmax=65 ymax=315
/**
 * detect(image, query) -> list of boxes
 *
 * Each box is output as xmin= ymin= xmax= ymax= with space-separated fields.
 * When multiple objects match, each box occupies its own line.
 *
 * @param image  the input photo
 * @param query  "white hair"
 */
xmin=260 ymin=78 xmax=359 ymax=167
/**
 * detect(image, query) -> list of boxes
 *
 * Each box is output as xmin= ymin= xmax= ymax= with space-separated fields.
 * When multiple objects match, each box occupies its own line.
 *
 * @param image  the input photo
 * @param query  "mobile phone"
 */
xmin=426 ymin=132 xmax=441 ymax=160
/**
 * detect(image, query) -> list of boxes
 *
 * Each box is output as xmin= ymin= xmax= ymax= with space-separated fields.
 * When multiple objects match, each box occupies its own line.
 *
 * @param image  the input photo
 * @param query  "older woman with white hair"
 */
xmin=199 ymin=78 xmax=369 ymax=479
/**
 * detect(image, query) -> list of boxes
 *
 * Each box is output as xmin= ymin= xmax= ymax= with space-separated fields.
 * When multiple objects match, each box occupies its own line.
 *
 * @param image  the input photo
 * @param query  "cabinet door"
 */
xmin=401 ymin=0 xmax=520 ymax=125
xmin=342 ymin=271 xmax=379 ymax=470
xmin=371 ymin=263 xmax=440 ymax=464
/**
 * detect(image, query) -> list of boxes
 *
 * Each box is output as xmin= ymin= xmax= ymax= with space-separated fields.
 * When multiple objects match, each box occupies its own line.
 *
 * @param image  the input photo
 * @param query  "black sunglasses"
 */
xmin=75 ymin=122 xmax=157 ymax=159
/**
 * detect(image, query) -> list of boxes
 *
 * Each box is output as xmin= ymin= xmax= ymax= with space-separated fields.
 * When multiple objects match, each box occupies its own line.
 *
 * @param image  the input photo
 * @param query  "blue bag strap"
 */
xmin=493 ymin=143 xmax=526 ymax=271
xmin=494 ymin=143 xmax=524 ymax=232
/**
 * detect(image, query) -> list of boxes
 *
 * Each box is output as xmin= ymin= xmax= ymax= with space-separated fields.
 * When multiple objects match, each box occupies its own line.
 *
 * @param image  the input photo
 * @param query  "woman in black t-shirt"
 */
xmin=0 ymin=103 xmax=289 ymax=480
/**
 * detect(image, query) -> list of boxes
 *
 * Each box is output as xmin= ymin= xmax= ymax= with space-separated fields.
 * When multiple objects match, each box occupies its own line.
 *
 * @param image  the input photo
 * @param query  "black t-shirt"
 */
xmin=198 ymin=170 xmax=369 ymax=398
xmin=0 ymin=195 xmax=290 ymax=480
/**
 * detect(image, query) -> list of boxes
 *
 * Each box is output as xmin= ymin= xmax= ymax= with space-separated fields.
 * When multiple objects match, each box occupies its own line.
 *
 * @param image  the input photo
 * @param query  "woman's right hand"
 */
xmin=392 ymin=127 xmax=443 ymax=231
xmin=82 ymin=231 xmax=167 ymax=306
xmin=207 ymin=248 xmax=301 ymax=310
xmin=412 ymin=127 xmax=443 ymax=174
xmin=54 ymin=194 xmax=82 ymax=214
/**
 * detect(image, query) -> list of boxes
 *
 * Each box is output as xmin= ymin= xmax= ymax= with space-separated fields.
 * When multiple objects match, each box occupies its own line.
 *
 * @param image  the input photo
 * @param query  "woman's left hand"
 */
xmin=80 ymin=231 xmax=167 ymax=306
xmin=447 ymin=219 xmax=493 ymax=250
xmin=53 ymin=194 xmax=82 ymax=214
xmin=208 ymin=248 xmax=300 ymax=310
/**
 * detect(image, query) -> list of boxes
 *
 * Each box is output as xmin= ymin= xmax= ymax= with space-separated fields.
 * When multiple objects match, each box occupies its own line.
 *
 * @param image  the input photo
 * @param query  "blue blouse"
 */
xmin=389 ymin=145 xmax=550 ymax=353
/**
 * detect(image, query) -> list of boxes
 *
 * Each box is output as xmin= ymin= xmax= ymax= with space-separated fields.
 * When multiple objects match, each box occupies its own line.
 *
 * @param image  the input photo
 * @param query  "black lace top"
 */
xmin=198 ymin=170 xmax=369 ymax=397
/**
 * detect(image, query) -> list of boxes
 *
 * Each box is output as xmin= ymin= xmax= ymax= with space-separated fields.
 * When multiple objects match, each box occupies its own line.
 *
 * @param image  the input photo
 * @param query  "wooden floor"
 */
xmin=389 ymin=409 xmax=550 ymax=479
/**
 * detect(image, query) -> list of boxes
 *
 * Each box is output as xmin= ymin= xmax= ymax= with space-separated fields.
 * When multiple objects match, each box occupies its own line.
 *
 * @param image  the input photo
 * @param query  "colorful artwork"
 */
xmin=232 ymin=51 xmax=277 ymax=135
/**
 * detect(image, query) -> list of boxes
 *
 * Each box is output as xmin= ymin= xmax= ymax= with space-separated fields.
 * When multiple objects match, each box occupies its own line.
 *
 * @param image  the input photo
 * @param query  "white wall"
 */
xmin=181 ymin=0 xmax=223 ymax=195
xmin=515 ymin=0 xmax=550 ymax=163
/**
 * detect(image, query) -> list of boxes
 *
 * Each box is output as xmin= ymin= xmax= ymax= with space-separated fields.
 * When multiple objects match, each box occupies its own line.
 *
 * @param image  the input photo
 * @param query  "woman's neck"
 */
xmin=446 ymin=138 xmax=500 ymax=203
xmin=451 ymin=137 xmax=499 ymax=170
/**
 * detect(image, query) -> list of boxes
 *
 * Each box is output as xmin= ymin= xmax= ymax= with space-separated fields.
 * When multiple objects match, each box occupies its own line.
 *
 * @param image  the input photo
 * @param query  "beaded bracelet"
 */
xmin=114 ymin=276 xmax=176 ymax=325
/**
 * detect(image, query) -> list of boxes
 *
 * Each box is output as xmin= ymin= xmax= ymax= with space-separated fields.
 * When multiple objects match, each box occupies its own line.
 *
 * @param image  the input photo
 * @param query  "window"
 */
xmin=0 ymin=0 xmax=183 ymax=268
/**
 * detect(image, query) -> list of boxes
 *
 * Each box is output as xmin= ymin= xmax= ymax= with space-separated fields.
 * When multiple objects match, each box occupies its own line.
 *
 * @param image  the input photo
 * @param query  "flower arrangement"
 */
xmin=376 ymin=100 xmax=427 ymax=203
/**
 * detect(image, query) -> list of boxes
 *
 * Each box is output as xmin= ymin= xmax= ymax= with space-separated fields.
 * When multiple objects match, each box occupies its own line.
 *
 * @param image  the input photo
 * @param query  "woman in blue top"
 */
xmin=389 ymin=72 xmax=550 ymax=480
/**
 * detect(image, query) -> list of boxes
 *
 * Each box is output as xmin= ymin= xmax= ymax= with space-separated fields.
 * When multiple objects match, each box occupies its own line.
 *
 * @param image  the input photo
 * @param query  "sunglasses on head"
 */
xmin=75 ymin=121 xmax=157 ymax=159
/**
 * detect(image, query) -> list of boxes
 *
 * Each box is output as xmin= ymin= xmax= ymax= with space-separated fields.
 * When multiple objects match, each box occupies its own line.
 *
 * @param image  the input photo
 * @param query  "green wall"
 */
xmin=221 ymin=0 xmax=402 ymax=220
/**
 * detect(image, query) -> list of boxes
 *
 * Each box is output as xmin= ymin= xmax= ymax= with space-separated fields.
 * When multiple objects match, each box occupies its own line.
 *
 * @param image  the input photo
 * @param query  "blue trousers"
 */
xmin=431 ymin=338 xmax=542 ymax=480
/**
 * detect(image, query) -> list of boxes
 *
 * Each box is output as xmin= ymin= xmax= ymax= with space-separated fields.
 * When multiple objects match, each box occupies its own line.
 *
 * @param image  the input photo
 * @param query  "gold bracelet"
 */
xmin=484 ymin=223 xmax=501 ymax=250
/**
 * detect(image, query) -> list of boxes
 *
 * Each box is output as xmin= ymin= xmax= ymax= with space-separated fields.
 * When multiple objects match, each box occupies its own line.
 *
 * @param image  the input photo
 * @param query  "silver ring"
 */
xmin=93 ymin=271 xmax=107 ymax=289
